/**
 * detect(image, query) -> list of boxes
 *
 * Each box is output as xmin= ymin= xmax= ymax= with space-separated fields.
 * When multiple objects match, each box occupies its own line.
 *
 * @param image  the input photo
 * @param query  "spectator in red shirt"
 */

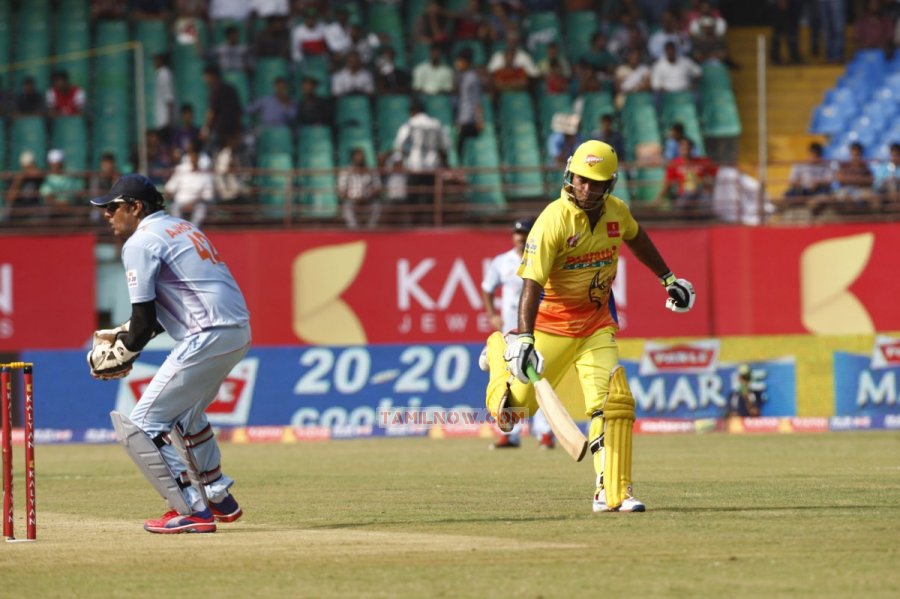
xmin=655 ymin=138 xmax=717 ymax=216
xmin=855 ymin=0 xmax=894 ymax=52
xmin=46 ymin=70 xmax=85 ymax=117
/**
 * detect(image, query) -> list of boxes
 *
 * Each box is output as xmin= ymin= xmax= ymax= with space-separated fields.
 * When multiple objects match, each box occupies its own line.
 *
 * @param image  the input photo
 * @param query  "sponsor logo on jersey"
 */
xmin=126 ymin=269 xmax=138 ymax=288
xmin=607 ymin=222 xmax=620 ymax=237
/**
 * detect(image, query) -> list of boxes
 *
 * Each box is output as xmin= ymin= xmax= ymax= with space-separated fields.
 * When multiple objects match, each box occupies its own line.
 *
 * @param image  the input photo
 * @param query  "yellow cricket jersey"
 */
xmin=518 ymin=192 xmax=639 ymax=337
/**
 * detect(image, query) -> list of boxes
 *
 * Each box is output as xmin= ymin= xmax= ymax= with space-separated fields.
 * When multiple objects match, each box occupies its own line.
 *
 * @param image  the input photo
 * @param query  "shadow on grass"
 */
xmin=652 ymin=504 xmax=887 ymax=513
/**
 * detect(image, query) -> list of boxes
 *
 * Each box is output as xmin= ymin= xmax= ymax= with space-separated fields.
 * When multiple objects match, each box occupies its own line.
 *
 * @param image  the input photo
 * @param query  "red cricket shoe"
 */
xmin=144 ymin=508 xmax=217 ymax=534
xmin=210 ymin=493 xmax=242 ymax=523
xmin=539 ymin=433 xmax=555 ymax=450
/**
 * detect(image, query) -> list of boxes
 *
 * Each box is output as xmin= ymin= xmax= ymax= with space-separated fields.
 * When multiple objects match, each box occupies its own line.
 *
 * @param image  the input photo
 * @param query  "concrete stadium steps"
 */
xmin=726 ymin=27 xmax=843 ymax=176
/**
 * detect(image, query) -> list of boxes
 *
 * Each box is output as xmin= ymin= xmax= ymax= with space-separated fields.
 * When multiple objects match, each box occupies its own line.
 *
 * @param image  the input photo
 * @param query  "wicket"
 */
xmin=1 ymin=362 xmax=36 ymax=543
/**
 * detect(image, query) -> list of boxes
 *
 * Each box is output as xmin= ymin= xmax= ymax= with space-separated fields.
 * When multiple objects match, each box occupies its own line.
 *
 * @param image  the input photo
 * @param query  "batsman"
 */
xmin=482 ymin=140 xmax=695 ymax=512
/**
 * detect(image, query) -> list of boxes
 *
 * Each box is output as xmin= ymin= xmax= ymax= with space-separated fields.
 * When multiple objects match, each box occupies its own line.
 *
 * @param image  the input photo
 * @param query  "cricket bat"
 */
xmin=526 ymin=366 xmax=588 ymax=462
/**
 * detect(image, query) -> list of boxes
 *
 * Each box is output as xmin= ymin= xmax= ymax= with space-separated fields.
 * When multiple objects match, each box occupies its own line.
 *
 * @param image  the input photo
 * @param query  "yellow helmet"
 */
xmin=563 ymin=140 xmax=618 ymax=208
xmin=566 ymin=140 xmax=618 ymax=182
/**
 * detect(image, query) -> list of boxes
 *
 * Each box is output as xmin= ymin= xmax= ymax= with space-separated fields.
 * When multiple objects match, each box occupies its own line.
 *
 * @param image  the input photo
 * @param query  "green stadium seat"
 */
xmin=337 ymin=125 xmax=376 ymax=167
xmin=173 ymin=45 xmax=208 ymax=121
xmin=135 ymin=20 xmax=170 ymax=119
xmin=701 ymin=63 xmax=733 ymax=94
xmin=564 ymin=11 xmax=598 ymax=64
xmin=295 ymin=55 xmax=330 ymax=97
xmin=54 ymin=20 xmax=90 ymax=89
xmin=58 ymin=0 xmax=89 ymax=20
xmin=0 ymin=4 xmax=10 ymax=80
xmin=50 ymin=116 xmax=88 ymax=171
xmin=336 ymin=95 xmax=373 ymax=131
xmin=702 ymin=89 xmax=742 ymax=138
xmin=254 ymin=57 xmax=290 ymax=100
xmin=614 ymin=168 xmax=632 ymax=204
xmin=222 ymin=70 xmax=250 ymax=111
xmin=578 ymin=92 xmax=615 ymax=137
xmin=258 ymin=126 xmax=294 ymax=157
xmin=376 ymin=94 xmax=411 ymax=153
xmin=296 ymin=128 xmax=338 ymax=217
xmin=499 ymin=91 xmax=535 ymax=125
xmin=0 ymin=119 xmax=6 ymax=177
xmin=526 ymin=12 xmax=561 ymax=60
xmin=368 ymin=4 xmax=405 ymax=60
xmin=538 ymin=93 xmax=574 ymax=139
xmin=632 ymin=167 xmax=665 ymax=203
xmin=462 ymin=125 xmax=506 ymax=212
xmin=450 ymin=40 xmax=487 ymax=66
xmin=406 ymin=0 xmax=428 ymax=35
xmin=211 ymin=19 xmax=247 ymax=45
xmin=94 ymin=21 xmax=131 ymax=91
xmin=256 ymin=153 xmax=294 ymax=218
xmin=420 ymin=94 xmax=454 ymax=129
xmin=14 ymin=12 xmax=51 ymax=89
xmin=10 ymin=117 xmax=48 ymax=170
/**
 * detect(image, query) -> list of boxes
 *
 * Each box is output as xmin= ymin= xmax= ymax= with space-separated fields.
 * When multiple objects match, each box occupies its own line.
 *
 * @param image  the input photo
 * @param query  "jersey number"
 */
xmin=188 ymin=232 xmax=223 ymax=264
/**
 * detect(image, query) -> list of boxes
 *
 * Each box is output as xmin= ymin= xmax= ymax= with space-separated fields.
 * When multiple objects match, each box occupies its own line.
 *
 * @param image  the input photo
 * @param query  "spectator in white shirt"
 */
xmin=291 ymin=9 xmax=329 ymax=63
xmin=331 ymin=51 xmax=375 ymax=96
xmin=651 ymin=41 xmax=701 ymax=93
xmin=412 ymin=45 xmax=454 ymax=95
xmin=393 ymin=98 xmax=450 ymax=224
xmin=648 ymin=10 xmax=691 ymax=61
xmin=249 ymin=0 xmax=288 ymax=18
xmin=486 ymin=31 xmax=539 ymax=79
xmin=153 ymin=53 xmax=175 ymax=131
xmin=209 ymin=0 xmax=251 ymax=21
xmin=324 ymin=7 xmax=353 ymax=58
xmin=338 ymin=147 xmax=383 ymax=229
xmin=164 ymin=140 xmax=215 ymax=227
xmin=614 ymin=48 xmax=651 ymax=109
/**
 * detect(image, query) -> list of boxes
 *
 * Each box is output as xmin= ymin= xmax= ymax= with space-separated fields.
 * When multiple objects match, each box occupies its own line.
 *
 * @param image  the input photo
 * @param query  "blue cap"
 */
xmin=90 ymin=174 xmax=161 ymax=206
xmin=513 ymin=218 xmax=534 ymax=234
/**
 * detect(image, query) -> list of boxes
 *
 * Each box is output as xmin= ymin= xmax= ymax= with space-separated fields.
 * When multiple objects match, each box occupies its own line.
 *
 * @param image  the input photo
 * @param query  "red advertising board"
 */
xmin=209 ymin=228 xmax=711 ymax=346
xmin=0 ymin=235 xmax=96 ymax=350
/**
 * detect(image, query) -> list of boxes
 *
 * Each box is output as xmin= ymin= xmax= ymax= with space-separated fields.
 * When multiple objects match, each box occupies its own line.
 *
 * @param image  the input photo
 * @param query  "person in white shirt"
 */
xmin=331 ymin=51 xmax=375 ymax=96
xmin=164 ymin=141 xmax=215 ymax=227
xmin=324 ymin=7 xmax=352 ymax=57
xmin=291 ymin=9 xmax=329 ymax=63
xmin=647 ymin=10 xmax=691 ymax=61
xmin=486 ymin=31 xmax=539 ymax=79
xmin=412 ymin=45 xmax=454 ymax=95
xmin=651 ymin=41 xmax=702 ymax=93
xmin=614 ymin=48 xmax=651 ymax=109
xmin=153 ymin=53 xmax=175 ymax=131
xmin=393 ymin=99 xmax=450 ymax=224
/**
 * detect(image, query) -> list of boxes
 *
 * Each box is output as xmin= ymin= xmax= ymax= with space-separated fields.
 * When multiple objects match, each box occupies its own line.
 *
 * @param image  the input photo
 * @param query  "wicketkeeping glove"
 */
xmin=87 ymin=336 xmax=140 ymax=380
xmin=660 ymin=271 xmax=695 ymax=313
xmin=503 ymin=333 xmax=545 ymax=384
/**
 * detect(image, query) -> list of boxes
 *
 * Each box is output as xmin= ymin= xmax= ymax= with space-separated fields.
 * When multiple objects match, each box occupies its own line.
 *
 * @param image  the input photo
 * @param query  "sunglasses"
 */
xmin=104 ymin=199 xmax=131 ymax=215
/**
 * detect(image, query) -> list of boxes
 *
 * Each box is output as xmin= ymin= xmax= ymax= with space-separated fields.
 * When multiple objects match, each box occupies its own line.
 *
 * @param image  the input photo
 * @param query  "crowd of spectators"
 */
xmin=2 ymin=0 xmax=898 ymax=228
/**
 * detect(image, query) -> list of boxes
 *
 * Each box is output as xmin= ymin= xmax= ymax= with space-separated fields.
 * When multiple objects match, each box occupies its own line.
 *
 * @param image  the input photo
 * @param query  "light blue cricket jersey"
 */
xmin=121 ymin=212 xmax=249 ymax=341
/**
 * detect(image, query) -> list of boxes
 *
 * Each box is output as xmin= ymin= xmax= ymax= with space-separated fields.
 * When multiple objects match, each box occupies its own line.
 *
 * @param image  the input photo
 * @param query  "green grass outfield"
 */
xmin=1 ymin=432 xmax=898 ymax=598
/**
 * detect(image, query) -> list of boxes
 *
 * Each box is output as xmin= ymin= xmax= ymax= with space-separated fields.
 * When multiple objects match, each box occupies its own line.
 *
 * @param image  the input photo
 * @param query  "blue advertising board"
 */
xmin=834 ymin=351 xmax=900 ymax=417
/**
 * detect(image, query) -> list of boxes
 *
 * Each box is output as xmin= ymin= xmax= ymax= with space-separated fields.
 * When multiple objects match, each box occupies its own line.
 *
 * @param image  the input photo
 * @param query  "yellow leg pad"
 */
xmin=603 ymin=418 xmax=634 ymax=509
xmin=484 ymin=331 xmax=511 ymax=418
xmin=605 ymin=366 xmax=636 ymax=420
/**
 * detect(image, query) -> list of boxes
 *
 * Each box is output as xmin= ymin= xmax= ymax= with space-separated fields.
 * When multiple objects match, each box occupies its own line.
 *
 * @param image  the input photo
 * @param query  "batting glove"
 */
xmin=660 ymin=271 xmax=696 ymax=313
xmin=503 ymin=333 xmax=545 ymax=384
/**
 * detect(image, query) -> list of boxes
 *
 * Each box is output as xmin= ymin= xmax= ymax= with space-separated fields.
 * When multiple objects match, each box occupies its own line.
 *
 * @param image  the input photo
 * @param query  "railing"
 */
xmin=0 ymin=162 xmax=896 ymax=236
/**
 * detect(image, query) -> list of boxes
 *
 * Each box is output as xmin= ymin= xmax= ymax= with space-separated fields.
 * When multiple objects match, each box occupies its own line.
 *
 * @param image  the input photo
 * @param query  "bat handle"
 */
xmin=525 ymin=365 xmax=540 ymax=384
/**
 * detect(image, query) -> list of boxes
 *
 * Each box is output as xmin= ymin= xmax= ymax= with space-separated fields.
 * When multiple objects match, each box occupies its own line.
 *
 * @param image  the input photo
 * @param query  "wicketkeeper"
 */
xmin=88 ymin=174 xmax=251 ymax=533
xmin=482 ymin=140 xmax=695 ymax=512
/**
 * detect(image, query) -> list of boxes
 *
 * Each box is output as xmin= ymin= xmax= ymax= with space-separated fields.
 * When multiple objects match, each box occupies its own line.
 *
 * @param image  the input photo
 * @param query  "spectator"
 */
xmin=454 ymin=48 xmax=484 ymax=160
xmin=663 ymin=122 xmax=698 ymax=161
xmin=413 ymin=45 xmax=455 ymax=95
xmin=324 ymin=7 xmax=353 ymax=58
xmin=40 ymin=149 xmax=84 ymax=209
xmin=537 ymin=42 xmax=572 ymax=78
xmin=454 ymin=47 xmax=484 ymax=161
xmin=213 ymin=132 xmax=249 ymax=206
xmin=348 ymin=23 xmax=381 ymax=65
xmin=607 ymin=14 xmax=647 ymax=60
xmin=14 ymin=77 xmax=45 ymax=117
xmin=393 ymin=98 xmax=450 ymax=225
xmin=872 ymin=143 xmax=899 ymax=212
xmin=546 ymin=112 xmax=582 ymax=168
xmin=591 ymin=114 xmax=625 ymax=159
xmin=487 ymin=31 xmax=539 ymax=83
xmin=338 ymin=147 xmax=383 ymax=229
xmin=682 ymin=0 xmax=723 ymax=32
xmin=855 ymin=0 xmax=894 ymax=52
xmin=141 ymin=128 xmax=175 ymax=182
xmin=246 ymin=76 xmax=297 ymax=127
xmin=834 ymin=142 xmax=875 ymax=214
xmin=200 ymin=64 xmax=243 ymax=153
xmin=209 ymin=25 xmax=253 ymax=73
xmin=89 ymin=152 xmax=121 ymax=199
xmin=153 ymin=53 xmax=176 ymax=133
xmin=571 ymin=60 xmax=602 ymax=95
xmin=375 ymin=47 xmax=411 ymax=94
xmin=291 ymin=8 xmax=329 ymax=63
xmin=165 ymin=140 xmax=214 ymax=227
xmin=174 ymin=0 xmax=205 ymax=18
xmin=452 ymin=0 xmax=489 ymax=42
xmin=249 ymin=0 xmax=288 ymax=18
xmin=784 ymin=141 xmax=832 ymax=212
xmin=297 ymin=76 xmax=333 ymax=126
xmin=91 ymin=0 xmax=126 ymax=19
xmin=4 ymin=151 xmax=45 ymax=222
xmin=46 ymin=70 xmax=85 ymax=117
xmin=690 ymin=9 xmax=732 ymax=66
xmin=687 ymin=1 xmax=727 ymax=38
xmin=131 ymin=0 xmax=170 ymax=20
xmin=416 ymin=0 xmax=453 ymax=51
xmin=770 ymin=0 xmax=802 ymax=65
xmin=727 ymin=365 xmax=766 ymax=418
xmin=252 ymin=16 xmax=291 ymax=58
xmin=651 ymin=41 xmax=702 ymax=94
xmin=655 ymin=138 xmax=717 ymax=215
xmin=209 ymin=0 xmax=251 ymax=21
xmin=818 ymin=0 xmax=846 ymax=62
xmin=648 ymin=10 xmax=691 ymax=61
xmin=614 ymin=48 xmax=651 ymax=109
xmin=485 ymin=0 xmax=519 ymax=43
xmin=172 ymin=103 xmax=201 ymax=156
xmin=541 ymin=58 xmax=570 ymax=95
xmin=580 ymin=31 xmax=616 ymax=76
xmin=490 ymin=46 xmax=530 ymax=92
xmin=382 ymin=150 xmax=408 ymax=220
xmin=331 ymin=51 xmax=375 ymax=96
